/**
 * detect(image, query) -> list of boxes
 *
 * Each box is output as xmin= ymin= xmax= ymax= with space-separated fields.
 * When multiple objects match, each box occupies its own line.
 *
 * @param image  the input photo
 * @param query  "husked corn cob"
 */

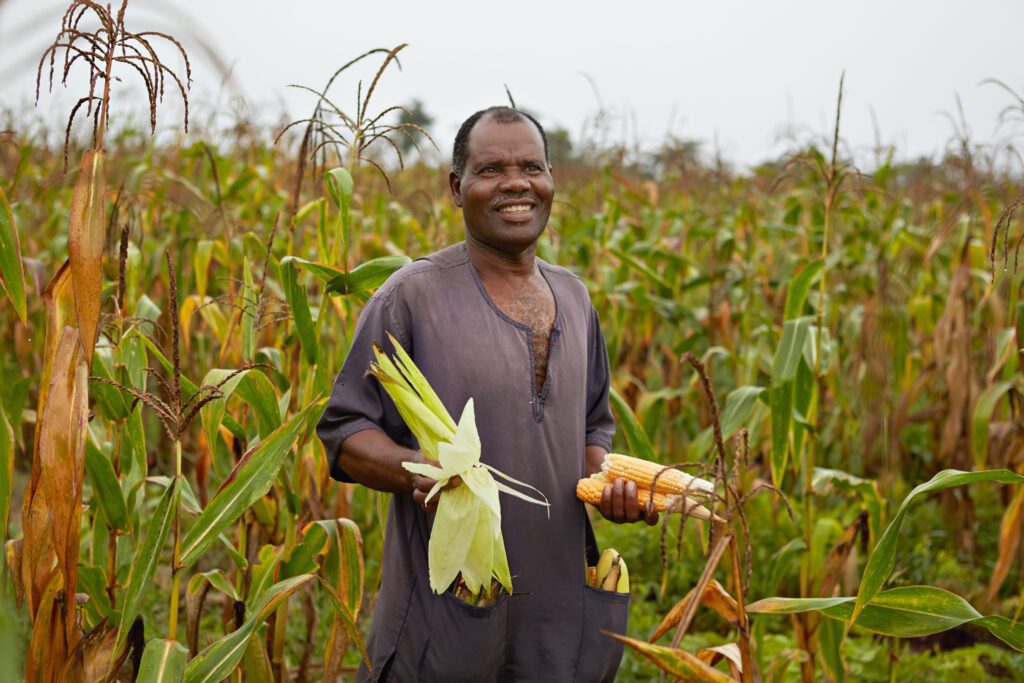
xmin=601 ymin=453 xmax=714 ymax=496
xmin=576 ymin=472 xmax=721 ymax=521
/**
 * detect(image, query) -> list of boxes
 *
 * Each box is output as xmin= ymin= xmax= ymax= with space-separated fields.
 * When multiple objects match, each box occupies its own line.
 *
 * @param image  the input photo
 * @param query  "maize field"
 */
xmin=0 ymin=2 xmax=1023 ymax=680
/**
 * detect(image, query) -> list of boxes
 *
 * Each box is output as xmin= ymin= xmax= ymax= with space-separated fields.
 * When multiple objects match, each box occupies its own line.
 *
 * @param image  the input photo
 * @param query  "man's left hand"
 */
xmin=599 ymin=477 xmax=659 ymax=525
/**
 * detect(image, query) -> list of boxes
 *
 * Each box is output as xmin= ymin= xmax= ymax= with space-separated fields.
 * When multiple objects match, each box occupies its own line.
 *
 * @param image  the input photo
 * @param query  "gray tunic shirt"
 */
xmin=317 ymin=243 xmax=627 ymax=682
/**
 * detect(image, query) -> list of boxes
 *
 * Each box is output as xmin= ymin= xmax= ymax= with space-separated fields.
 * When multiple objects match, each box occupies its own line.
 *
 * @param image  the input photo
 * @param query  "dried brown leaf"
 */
xmin=68 ymin=150 xmax=107 ymax=364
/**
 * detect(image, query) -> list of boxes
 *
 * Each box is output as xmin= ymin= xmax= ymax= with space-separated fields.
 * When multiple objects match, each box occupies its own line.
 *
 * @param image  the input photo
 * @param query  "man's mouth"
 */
xmin=498 ymin=204 xmax=533 ymax=215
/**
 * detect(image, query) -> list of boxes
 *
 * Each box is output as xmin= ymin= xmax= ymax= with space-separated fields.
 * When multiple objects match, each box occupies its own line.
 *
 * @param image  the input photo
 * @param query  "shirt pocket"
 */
xmin=419 ymin=591 xmax=509 ymax=682
xmin=574 ymin=584 xmax=630 ymax=683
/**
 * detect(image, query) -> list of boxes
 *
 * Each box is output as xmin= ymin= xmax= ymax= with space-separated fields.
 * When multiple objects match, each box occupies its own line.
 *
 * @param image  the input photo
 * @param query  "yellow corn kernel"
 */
xmin=601 ymin=453 xmax=714 ymax=496
xmin=576 ymin=472 xmax=721 ymax=521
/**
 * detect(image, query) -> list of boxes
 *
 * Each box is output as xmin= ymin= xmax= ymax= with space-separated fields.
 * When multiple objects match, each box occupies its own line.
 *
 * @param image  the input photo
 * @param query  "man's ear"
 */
xmin=449 ymin=171 xmax=463 ymax=208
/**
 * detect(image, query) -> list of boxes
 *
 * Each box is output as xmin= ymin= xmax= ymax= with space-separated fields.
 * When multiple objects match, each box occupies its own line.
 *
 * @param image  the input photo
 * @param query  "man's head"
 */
xmin=449 ymin=107 xmax=554 ymax=256
xmin=451 ymin=106 xmax=550 ymax=178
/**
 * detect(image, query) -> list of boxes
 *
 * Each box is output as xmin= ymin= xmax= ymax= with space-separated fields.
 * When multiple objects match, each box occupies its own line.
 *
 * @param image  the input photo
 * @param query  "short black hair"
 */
xmin=451 ymin=106 xmax=549 ymax=177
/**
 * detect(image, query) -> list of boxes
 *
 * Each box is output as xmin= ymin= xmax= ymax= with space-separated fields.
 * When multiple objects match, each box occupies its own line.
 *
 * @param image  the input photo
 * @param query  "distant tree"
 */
xmin=547 ymin=127 xmax=574 ymax=168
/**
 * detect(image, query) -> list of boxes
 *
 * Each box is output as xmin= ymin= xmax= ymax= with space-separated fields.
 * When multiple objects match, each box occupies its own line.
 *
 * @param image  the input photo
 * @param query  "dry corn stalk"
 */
xmin=576 ymin=472 xmax=721 ymax=522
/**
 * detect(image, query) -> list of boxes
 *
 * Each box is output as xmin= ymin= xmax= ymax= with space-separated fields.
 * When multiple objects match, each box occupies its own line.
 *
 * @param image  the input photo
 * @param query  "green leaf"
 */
xmin=316 ymin=576 xmax=371 ymax=670
xmin=772 ymin=317 xmax=811 ymax=386
xmin=236 ymin=370 xmax=282 ymax=436
xmin=0 ymin=404 xmax=13 ymax=541
xmin=791 ymin=359 xmax=815 ymax=465
xmin=818 ymin=616 xmax=846 ymax=683
xmin=852 ymin=469 xmax=1024 ymax=626
xmin=90 ymin=347 xmax=130 ymax=421
xmin=690 ymin=385 xmax=765 ymax=457
xmin=812 ymin=467 xmax=884 ymax=544
xmin=185 ymin=574 xmax=315 ymax=683
xmin=180 ymin=398 xmax=324 ymax=567
xmin=279 ymin=257 xmax=319 ymax=365
xmin=971 ymin=381 xmax=1014 ymax=467
xmin=200 ymin=368 xmax=251 ymax=480
xmin=241 ymin=258 xmax=255 ymax=362
xmin=85 ymin=436 xmax=129 ymax=531
xmin=750 ymin=585 xmax=1023 ymax=652
xmin=0 ymin=186 xmax=27 ymax=322
xmin=116 ymin=477 xmax=179 ymax=654
xmin=783 ymin=261 xmax=823 ymax=321
xmin=609 ymin=387 xmax=657 ymax=461
xmin=769 ymin=382 xmax=793 ymax=487
xmin=325 ymin=167 xmax=353 ymax=209
xmin=77 ymin=563 xmax=113 ymax=623
xmin=137 ymin=639 xmax=188 ymax=682
xmin=325 ymin=255 xmax=411 ymax=296
xmin=279 ymin=523 xmax=331 ymax=579
xmin=187 ymin=569 xmax=241 ymax=602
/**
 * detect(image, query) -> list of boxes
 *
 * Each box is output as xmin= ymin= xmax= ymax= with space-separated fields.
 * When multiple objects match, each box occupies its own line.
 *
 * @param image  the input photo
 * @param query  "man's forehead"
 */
xmin=466 ymin=117 xmax=544 ymax=159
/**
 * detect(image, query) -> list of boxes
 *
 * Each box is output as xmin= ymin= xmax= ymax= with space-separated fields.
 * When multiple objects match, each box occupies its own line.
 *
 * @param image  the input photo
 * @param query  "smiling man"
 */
xmin=317 ymin=106 xmax=655 ymax=682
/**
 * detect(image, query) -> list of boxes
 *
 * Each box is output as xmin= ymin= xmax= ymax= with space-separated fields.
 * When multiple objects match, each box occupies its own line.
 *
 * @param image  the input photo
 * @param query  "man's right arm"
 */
xmin=338 ymin=429 xmax=452 ymax=513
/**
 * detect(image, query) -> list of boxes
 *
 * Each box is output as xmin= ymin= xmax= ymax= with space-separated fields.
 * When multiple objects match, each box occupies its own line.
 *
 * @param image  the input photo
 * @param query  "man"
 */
xmin=316 ymin=106 xmax=656 ymax=682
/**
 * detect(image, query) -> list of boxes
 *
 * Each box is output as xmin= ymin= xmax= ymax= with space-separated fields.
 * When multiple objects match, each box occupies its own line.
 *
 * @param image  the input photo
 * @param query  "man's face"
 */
xmin=450 ymin=116 xmax=554 ymax=256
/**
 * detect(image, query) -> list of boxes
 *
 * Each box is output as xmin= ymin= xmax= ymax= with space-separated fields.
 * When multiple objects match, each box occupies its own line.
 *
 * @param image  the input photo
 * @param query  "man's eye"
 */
xmin=526 ymin=163 xmax=542 ymax=172
xmin=480 ymin=166 xmax=499 ymax=174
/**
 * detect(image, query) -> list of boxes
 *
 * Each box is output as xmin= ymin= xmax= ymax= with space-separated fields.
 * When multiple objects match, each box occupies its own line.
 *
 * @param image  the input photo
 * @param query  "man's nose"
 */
xmin=498 ymin=171 xmax=531 ymax=193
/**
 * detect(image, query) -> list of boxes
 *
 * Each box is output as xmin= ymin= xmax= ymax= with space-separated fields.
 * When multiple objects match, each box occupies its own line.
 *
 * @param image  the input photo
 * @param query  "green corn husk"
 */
xmin=369 ymin=332 xmax=548 ymax=597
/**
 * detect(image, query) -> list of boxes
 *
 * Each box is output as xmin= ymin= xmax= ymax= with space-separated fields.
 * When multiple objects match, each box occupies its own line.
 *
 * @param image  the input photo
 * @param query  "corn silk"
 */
xmin=369 ymin=333 xmax=549 ymax=596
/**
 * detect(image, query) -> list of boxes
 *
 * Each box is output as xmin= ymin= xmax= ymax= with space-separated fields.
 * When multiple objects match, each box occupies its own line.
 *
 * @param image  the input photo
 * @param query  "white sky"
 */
xmin=3 ymin=0 xmax=1024 ymax=169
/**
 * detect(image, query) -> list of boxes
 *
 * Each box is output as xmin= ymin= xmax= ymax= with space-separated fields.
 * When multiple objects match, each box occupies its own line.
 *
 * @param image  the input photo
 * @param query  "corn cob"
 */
xmin=576 ymin=472 xmax=721 ymax=521
xmin=601 ymin=453 xmax=714 ymax=496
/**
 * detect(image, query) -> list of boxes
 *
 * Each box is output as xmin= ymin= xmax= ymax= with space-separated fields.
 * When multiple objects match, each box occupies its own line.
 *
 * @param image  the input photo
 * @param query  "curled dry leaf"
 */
xmin=649 ymin=578 xmax=739 ymax=643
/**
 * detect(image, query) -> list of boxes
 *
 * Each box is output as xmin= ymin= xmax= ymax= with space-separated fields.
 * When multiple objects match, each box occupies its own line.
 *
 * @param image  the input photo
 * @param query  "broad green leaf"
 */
xmin=750 ymin=585 xmax=1022 ymax=652
xmin=605 ymin=632 xmax=735 ymax=682
xmin=852 ymin=469 xmax=1024 ymax=626
xmin=0 ymin=185 xmax=27 ymax=322
xmin=77 ymin=563 xmax=113 ymax=624
xmin=241 ymin=257 xmax=255 ymax=362
xmin=609 ymin=387 xmax=657 ymax=462
xmin=769 ymin=382 xmax=793 ymax=487
xmin=248 ymin=545 xmax=283 ymax=603
xmin=767 ymin=538 xmax=806 ymax=594
xmin=185 ymin=574 xmax=314 ymax=683
xmin=771 ymin=317 xmax=811 ymax=386
xmin=279 ymin=257 xmax=319 ymax=365
xmin=325 ymin=167 xmax=353 ymax=209
xmin=242 ymin=631 xmax=274 ymax=683
xmin=199 ymin=367 xmax=251 ymax=479
xmin=187 ymin=569 xmax=240 ymax=602
xmin=137 ymin=639 xmax=187 ymax=682
xmin=971 ymin=381 xmax=1014 ymax=466
xmin=90 ymin=346 xmax=130 ymax=421
xmin=279 ymin=522 xmax=331 ymax=579
xmin=236 ymin=370 xmax=282 ymax=436
xmin=325 ymin=255 xmax=412 ymax=296
xmin=116 ymin=477 xmax=179 ymax=654
xmin=180 ymin=398 xmax=324 ymax=567
xmin=783 ymin=261 xmax=823 ymax=321
xmin=791 ymin=359 xmax=814 ymax=465
xmin=690 ymin=385 xmax=765 ymax=457
xmin=283 ymin=257 xmax=346 ymax=284
xmin=85 ymin=436 xmax=129 ymax=531
xmin=319 ymin=518 xmax=364 ymax=619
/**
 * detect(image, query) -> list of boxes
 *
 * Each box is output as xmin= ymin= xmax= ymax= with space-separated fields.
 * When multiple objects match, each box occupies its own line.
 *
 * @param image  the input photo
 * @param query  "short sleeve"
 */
xmin=315 ymin=291 xmax=409 ymax=482
xmin=585 ymin=306 xmax=615 ymax=450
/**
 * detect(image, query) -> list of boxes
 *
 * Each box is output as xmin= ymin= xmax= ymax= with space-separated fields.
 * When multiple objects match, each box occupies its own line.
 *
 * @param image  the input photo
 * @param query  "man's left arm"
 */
xmin=584 ymin=308 xmax=658 ymax=526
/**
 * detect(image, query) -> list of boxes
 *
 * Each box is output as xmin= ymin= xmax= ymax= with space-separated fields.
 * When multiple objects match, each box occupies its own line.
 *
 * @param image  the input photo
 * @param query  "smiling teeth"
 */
xmin=499 ymin=204 xmax=531 ymax=213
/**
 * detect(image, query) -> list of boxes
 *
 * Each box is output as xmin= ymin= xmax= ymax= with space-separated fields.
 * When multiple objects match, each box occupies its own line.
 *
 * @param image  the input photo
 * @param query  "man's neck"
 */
xmin=465 ymin=234 xmax=538 ymax=282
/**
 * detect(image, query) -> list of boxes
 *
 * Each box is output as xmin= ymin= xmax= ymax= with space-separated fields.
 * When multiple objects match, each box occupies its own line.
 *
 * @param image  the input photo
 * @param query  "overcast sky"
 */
xmin=3 ymin=0 xmax=1024 ymax=169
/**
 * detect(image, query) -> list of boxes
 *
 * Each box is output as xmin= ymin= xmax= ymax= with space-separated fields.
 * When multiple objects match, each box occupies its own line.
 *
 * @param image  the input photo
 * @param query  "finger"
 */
xmin=644 ymin=500 xmax=659 ymax=526
xmin=445 ymin=475 xmax=463 ymax=491
xmin=600 ymin=483 xmax=612 ymax=519
xmin=611 ymin=477 xmax=625 ymax=522
xmin=624 ymin=480 xmax=639 ymax=522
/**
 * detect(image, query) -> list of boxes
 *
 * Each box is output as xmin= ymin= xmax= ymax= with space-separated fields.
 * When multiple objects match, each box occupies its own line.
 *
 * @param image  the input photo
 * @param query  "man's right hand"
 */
xmin=411 ymin=472 xmax=463 ymax=514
